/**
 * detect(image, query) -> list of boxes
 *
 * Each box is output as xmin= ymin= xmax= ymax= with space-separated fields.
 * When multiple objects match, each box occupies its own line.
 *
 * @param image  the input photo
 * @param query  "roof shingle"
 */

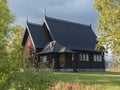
xmin=22 ymin=16 xmax=99 ymax=52
xmin=45 ymin=16 xmax=97 ymax=51
xmin=27 ymin=22 xmax=51 ymax=48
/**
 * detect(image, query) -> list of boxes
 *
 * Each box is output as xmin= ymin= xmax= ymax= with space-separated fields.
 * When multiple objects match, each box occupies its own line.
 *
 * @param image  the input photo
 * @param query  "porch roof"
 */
xmin=38 ymin=40 xmax=75 ymax=55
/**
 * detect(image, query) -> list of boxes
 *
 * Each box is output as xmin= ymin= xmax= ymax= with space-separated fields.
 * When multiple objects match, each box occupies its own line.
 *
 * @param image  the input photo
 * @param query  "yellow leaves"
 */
xmin=0 ymin=0 xmax=14 ymax=40
xmin=94 ymin=0 xmax=120 ymax=54
xmin=6 ymin=25 xmax=24 ymax=53
xmin=109 ymin=0 xmax=114 ymax=3
xmin=94 ymin=0 xmax=115 ymax=12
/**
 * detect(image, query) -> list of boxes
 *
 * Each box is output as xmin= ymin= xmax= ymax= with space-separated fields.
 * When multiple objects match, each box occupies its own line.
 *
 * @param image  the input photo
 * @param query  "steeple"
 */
xmin=90 ymin=19 xmax=92 ymax=30
xmin=43 ymin=9 xmax=46 ymax=18
xmin=26 ymin=16 xmax=29 ymax=24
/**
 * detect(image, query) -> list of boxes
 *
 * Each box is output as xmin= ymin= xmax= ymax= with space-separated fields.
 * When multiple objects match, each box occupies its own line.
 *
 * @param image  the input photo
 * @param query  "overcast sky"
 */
xmin=8 ymin=0 xmax=98 ymax=30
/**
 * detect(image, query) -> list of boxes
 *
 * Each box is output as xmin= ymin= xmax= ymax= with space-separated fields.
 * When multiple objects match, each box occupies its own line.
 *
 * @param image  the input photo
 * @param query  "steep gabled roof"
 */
xmin=38 ymin=40 xmax=74 ymax=55
xmin=22 ymin=16 xmax=99 ymax=52
xmin=22 ymin=22 xmax=51 ymax=48
xmin=45 ymin=16 xmax=97 ymax=51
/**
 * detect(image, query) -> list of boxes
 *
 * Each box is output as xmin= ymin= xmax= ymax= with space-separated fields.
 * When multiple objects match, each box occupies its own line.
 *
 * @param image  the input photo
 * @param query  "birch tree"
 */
xmin=94 ymin=0 xmax=120 ymax=60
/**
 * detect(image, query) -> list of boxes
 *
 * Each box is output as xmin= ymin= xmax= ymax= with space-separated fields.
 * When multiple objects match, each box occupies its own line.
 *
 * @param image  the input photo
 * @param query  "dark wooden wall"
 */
xmin=75 ymin=51 xmax=105 ymax=69
xmin=38 ymin=51 xmax=105 ymax=70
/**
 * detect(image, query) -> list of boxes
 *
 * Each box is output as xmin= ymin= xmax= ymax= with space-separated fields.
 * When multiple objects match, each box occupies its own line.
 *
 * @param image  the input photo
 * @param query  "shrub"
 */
xmin=0 ymin=59 xmax=21 ymax=90
xmin=8 ymin=69 xmax=56 ymax=90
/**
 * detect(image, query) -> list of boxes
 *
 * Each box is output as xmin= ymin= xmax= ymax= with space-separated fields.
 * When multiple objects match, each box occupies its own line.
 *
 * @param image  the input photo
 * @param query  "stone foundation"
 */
xmin=54 ymin=69 xmax=105 ymax=72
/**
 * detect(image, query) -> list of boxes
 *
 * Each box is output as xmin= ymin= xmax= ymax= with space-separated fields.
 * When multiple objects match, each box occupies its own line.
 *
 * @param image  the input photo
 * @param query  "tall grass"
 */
xmin=53 ymin=72 xmax=120 ymax=90
xmin=8 ymin=69 xmax=56 ymax=90
xmin=50 ymin=81 xmax=102 ymax=90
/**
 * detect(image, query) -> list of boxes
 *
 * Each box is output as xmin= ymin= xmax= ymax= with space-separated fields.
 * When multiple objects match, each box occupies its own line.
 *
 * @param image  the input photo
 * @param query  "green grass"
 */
xmin=53 ymin=72 xmax=120 ymax=89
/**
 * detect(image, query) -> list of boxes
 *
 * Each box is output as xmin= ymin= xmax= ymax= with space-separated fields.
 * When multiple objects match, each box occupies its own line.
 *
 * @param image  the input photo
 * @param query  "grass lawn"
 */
xmin=53 ymin=72 xmax=120 ymax=90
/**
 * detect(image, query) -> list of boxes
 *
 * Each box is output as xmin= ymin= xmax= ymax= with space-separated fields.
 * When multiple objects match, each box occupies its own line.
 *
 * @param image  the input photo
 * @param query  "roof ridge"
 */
xmin=45 ymin=16 xmax=90 ymax=27
xmin=44 ymin=16 xmax=55 ymax=41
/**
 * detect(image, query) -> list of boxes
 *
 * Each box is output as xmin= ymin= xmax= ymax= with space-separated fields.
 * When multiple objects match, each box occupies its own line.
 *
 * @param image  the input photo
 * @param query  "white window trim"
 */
xmin=79 ymin=53 xmax=89 ymax=62
xmin=94 ymin=54 xmax=102 ymax=62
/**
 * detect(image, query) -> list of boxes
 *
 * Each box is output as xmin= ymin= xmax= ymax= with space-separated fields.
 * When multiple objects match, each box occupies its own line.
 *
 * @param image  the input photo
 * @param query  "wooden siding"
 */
xmin=23 ymin=35 xmax=35 ymax=60
xmin=38 ymin=51 xmax=105 ymax=71
xmin=23 ymin=36 xmax=35 ymax=54
xmin=75 ymin=51 xmax=105 ymax=69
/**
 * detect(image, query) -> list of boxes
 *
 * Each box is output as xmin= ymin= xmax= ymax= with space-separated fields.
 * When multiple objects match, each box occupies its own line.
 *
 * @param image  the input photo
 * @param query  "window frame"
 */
xmin=79 ymin=53 xmax=89 ymax=62
xmin=72 ymin=54 xmax=74 ymax=61
xmin=42 ymin=56 xmax=47 ymax=63
xmin=94 ymin=54 xmax=102 ymax=62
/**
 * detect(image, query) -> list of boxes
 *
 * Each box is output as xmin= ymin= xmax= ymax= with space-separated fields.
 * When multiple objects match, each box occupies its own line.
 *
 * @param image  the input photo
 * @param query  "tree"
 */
xmin=6 ymin=25 xmax=23 ymax=52
xmin=94 ymin=0 xmax=120 ymax=59
xmin=0 ymin=0 xmax=14 ymax=59
xmin=0 ymin=0 xmax=16 ymax=89
xmin=0 ymin=25 xmax=24 ymax=89
xmin=6 ymin=25 xmax=24 ymax=64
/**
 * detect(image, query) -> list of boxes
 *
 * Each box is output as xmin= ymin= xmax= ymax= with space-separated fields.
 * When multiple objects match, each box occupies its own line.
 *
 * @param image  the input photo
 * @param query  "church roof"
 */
xmin=22 ymin=22 xmax=51 ymax=48
xmin=45 ymin=16 xmax=97 ymax=51
xmin=22 ymin=16 xmax=99 ymax=52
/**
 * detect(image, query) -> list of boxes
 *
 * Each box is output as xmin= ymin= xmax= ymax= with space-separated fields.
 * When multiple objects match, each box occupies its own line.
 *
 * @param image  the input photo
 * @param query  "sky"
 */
xmin=8 ymin=0 xmax=98 ymax=30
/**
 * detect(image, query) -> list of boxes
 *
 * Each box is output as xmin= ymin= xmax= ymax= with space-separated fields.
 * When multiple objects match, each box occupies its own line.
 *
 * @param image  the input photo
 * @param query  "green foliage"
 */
xmin=0 ymin=0 xmax=14 ymax=59
xmin=0 ymin=25 xmax=24 ymax=89
xmin=0 ymin=59 xmax=21 ymax=89
xmin=0 ymin=0 xmax=19 ymax=89
xmin=6 ymin=25 xmax=24 ymax=60
xmin=8 ymin=70 xmax=56 ymax=90
xmin=0 ymin=0 xmax=14 ymax=38
xmin=23 ymin=55 xmax=40 ymax=68
xmin=94 ymin=0 xmax=120 ymax=58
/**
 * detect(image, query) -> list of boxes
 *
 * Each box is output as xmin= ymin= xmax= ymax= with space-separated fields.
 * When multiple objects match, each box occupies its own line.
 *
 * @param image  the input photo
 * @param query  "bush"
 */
xmin=0 ymin=59 xmax=21 ymax=90
xmin=8 ymin=69 xmax=56 ymax=90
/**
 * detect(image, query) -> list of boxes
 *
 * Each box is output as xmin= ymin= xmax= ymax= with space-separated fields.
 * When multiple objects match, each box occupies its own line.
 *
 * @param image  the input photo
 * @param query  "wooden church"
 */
xmin=22 ymin=16 xmax=105 ymax=71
